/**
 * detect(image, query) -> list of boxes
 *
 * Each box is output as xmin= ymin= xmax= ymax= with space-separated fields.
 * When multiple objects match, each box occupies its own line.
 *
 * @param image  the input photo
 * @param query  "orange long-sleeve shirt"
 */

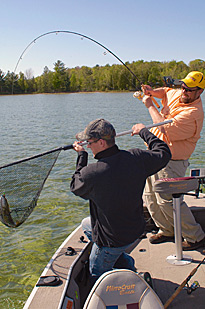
xmin=150 ymin=88 xmax=204 ymax=160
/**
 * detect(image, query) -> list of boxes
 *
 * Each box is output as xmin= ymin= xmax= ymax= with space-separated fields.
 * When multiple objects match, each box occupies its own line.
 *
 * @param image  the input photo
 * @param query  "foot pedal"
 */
xmin=36 ymin=276 xmax=62 ymax=287
xmin=143 ymin=272 xmax=153 ymax=289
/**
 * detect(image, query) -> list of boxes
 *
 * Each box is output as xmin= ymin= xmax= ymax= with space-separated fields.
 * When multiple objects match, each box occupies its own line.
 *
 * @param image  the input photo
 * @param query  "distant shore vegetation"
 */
xmin=0 ymin=59 xmax=205 ymax=95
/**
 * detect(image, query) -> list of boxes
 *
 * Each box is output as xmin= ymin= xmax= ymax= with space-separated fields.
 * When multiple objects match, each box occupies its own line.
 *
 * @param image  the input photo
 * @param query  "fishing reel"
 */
xmin=133 ymin=91 xmax=144 ymax=100
xmin=183 ymin=281 xmax=200 ymax=294
xmin=133 ymin=91 xmax=160 ymax=109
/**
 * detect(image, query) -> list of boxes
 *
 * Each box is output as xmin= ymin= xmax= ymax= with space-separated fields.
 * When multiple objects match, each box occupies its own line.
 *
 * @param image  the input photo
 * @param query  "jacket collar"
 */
xmin=94 ymin=145 xmax=120 ymax=160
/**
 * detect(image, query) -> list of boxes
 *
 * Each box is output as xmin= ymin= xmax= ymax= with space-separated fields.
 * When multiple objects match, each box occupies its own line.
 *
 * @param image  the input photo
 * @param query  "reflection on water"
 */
xmin=0 ymin=92 xmax=204 ymax=308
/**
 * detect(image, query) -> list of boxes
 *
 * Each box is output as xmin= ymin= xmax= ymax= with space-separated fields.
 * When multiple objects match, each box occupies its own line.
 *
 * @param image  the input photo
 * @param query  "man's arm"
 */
xmin=70 ymin=142 xmax=91 ymax=199
xmin=141 ymin=85 xmax=166 ymax=99
xmin=142 ymin=95 xmax=165 ymax=124
xmin=135 ymin=127 xmax=172 ymax=177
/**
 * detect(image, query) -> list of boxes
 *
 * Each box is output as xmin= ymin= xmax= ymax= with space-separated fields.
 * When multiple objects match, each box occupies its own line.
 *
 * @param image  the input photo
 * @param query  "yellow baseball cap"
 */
xmin=180 ymin=71 xmax=205 ymax=89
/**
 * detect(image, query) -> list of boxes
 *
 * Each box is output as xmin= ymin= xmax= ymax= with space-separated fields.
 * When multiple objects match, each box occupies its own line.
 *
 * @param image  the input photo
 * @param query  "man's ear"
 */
xmin=99 ymin=139 xmax=107 ymax=148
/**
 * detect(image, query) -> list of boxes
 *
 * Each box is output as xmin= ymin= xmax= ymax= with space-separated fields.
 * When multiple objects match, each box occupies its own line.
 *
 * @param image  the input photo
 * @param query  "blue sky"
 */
xmin=1 ymin=0 xmax=205 ymax=77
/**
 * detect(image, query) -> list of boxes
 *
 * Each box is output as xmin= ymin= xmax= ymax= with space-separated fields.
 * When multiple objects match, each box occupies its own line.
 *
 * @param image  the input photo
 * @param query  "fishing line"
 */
xmin=12 ymin=30 xmax=140 ymax=94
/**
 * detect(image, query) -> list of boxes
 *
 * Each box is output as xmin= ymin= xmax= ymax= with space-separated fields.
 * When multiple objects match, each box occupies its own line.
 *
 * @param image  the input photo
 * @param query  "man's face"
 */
xmin=87 ymin=138 xmax=102 ymax=156
xmin=180 ymin=83 xmax=202 ymax=103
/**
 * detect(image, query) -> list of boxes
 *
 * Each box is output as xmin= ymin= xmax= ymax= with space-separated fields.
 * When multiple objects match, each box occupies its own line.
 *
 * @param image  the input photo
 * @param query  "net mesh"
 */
xmin=0 ymin=150 xmax=61 ymax=228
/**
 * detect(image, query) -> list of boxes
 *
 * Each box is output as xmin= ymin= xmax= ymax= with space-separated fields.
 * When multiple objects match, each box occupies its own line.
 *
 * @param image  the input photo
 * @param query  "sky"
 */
xmin=1 ymin=0 xmax=205 ymax=77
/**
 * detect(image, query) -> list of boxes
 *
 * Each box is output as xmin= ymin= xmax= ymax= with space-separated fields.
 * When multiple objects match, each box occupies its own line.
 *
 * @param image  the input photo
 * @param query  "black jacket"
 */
xmin=70 ymin=128 xmax=171 ymax=247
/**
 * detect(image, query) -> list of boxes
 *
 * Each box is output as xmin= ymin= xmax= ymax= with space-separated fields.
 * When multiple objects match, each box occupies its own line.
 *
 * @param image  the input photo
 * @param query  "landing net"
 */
xmin=0 ymin=150 xmax=61 ymax=228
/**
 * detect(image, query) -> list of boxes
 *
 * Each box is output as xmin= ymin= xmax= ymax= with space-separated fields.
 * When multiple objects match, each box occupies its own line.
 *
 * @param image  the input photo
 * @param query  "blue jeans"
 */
xmin=81 ymin=217 xmax=135 ymax=280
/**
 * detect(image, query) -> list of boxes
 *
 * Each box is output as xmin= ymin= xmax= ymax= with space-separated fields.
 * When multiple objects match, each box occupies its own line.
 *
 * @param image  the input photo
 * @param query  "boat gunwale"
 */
xmin=23 ymin=224 xmax=83 ymax=309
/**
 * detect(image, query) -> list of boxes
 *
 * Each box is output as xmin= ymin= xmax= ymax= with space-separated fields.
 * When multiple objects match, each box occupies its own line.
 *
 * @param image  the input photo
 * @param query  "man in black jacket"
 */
xmin=70 ymin=118 xmax=171 ymax=282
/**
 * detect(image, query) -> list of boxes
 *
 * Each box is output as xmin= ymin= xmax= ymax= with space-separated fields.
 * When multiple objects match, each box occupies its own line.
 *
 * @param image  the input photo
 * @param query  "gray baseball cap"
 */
xmin=76 ymin=118 xmax=116 ymax=141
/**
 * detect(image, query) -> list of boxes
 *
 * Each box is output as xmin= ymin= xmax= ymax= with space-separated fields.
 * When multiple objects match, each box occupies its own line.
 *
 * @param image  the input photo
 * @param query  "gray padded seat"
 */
xmin=83 ymin=269 xmax=164 ymax=308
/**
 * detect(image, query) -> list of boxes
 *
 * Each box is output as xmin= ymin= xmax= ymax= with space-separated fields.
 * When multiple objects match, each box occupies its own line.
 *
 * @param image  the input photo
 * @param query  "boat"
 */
xmin=23 ymin=170 xmax=205 ymax=309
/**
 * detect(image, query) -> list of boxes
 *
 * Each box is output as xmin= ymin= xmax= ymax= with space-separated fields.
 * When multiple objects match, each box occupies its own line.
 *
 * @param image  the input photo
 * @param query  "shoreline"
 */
xmin=0 ymin=90 xmax=137 ymax=97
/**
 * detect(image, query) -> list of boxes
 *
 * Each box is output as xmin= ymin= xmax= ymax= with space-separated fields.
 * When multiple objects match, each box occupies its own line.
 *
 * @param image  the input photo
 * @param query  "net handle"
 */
xmin=74 ymin=119 xmax=172 ymax=146
xmin=115 ymin=119 xmax=172 ymax=137
xmin=0 ymin=120 xmax=172 ymax=169
xmin=0 ymin=147 xmax=66 ymax=169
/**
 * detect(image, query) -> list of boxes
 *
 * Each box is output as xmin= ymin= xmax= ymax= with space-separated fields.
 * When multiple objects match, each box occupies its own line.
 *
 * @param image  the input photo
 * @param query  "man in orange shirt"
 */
xmin=142 ymin=71 xmax=205 ymax=250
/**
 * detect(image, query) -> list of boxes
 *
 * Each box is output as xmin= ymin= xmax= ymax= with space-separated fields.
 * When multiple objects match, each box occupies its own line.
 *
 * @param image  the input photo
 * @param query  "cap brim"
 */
xmin=75 ymin=130 xmax=88 ymax=141
xmin=180 ymin=78 xmax=196 ymax=88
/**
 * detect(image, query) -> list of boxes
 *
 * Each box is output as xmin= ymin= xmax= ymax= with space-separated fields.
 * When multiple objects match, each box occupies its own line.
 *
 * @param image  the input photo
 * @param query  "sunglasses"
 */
xmin=181 ymin=86 xmax=199 ymax=93
xmin=87 ymin=139 xmax=100 ymax=145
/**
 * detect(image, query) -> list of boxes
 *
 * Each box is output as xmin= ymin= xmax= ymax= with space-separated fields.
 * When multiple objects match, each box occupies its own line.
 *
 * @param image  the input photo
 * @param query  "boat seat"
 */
xmin=83 ymin=269 xmax=164 ymax=309
xmin=153 ymin=176 xmax=199 ymax=195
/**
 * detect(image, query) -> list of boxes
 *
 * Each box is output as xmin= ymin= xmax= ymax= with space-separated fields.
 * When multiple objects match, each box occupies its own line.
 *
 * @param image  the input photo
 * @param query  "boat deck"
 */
xmin=131 ymin=235 xmax=205 ymax=308
xmin=24 ymin=193 xmax=205 ymax=309
xmin=130 ymin=193 xmax=205 ymax=308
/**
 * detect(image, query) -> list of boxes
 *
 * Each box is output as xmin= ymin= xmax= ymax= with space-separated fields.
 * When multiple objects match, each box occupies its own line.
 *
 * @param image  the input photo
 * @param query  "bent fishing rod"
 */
xmin=0 ymin=120 xmax=172 ymax=169
xmin=12 ymin=30 xmax=160 ymax=108
xmin=11 ymin=30 xmax=139 ymax=94
xmin=13 ymin=30 xmax=140 ymax=84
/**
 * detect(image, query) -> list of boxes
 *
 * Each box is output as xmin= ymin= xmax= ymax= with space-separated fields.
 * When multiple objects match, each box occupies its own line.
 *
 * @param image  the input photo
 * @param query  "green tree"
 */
xmin=2 ymin=58 xmax=205 ymax=95
xmin=39 ymin=66 xmax=53 ymax=93
xmin=0 ymin=70 xmax=5 ymax=94
xmin=17 ymin=72 xmax=26 ymax=93
xmin=5 ymin=71 xmax=20 ymax=94
xmin=52 ymin=60 xmax=70 ymax=92
xmin=92 ymin=65 xmax=101 ymax=91
xmin=189 ymin=59 xmax=205 ymax=74
xmin=148 ymin=65 xmax=162 ymax=86
xmin=97 ymin=65 xmax=111 ymax=91
xmin=79 ymin=66 xmax=95 ymax=92
xmin=69 ymin=70 xmax=80 ymax=92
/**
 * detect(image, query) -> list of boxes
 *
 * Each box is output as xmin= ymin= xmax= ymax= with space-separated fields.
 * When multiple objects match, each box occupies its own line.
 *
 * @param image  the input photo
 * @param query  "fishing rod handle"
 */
xmin=150 ymin=96 xmax=160 ymax=108
xmin=164 ymin=283 xmax=186 ymax=309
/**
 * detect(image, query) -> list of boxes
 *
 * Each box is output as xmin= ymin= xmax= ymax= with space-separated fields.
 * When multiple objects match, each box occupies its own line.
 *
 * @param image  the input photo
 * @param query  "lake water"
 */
xmin=0 ymin=92 xmax=204 ymax=308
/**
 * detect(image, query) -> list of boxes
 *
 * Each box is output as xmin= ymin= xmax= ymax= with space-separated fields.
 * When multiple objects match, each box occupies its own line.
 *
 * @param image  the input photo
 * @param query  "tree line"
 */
xmin=0 ymin=59 xmax=205 ymax=95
